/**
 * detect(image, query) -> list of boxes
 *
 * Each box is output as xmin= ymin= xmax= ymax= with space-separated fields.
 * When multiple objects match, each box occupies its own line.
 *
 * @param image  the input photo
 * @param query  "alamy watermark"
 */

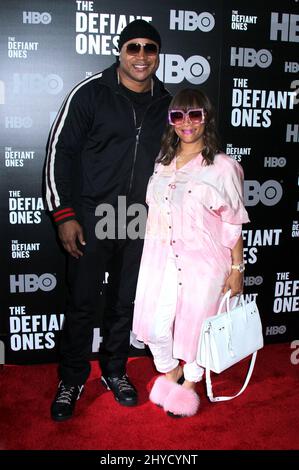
xmin=95 ymin=196 xmax=147 ymax=240
xmin=290 ymin=340 xmax=299 ymax=365
xmin=0 ymin=340 xmax=5 ymax=364
xmin=94 ymin=196 xmax=205 ymax=242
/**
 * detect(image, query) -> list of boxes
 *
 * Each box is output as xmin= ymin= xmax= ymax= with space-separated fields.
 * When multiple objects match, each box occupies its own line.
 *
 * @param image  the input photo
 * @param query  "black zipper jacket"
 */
xmin=45 ymin=63 xmax=171 ymax=225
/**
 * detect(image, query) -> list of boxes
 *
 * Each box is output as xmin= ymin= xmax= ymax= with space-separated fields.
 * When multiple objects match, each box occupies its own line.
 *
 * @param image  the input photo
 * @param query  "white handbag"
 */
xmin=197 ymin=290 xmax=264 ymax=402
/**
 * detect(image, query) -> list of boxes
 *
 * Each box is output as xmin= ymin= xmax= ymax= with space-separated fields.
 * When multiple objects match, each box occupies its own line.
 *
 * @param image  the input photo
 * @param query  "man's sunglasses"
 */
xmin=168 ymin=108 xmax=205 ymax=126
xmin=126 ymin=42 xmax=158 ymax=56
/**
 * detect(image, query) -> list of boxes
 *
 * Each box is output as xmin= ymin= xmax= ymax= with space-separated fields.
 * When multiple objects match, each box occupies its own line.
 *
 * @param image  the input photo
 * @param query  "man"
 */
xmin=45 ymin=19 xmax=171 ymax=421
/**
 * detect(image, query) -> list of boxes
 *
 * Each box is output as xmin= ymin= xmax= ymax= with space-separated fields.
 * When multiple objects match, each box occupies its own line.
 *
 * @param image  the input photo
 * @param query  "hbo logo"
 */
xmin=285 ymin=62 xmax=299 ymax=73
xmin=244 ymin=276 xmax=263 ymax=287
xmin=244 ymin=180 xmax=283 ymax=206
xmin=13 ymin=74 xmax=63 ymax=95
xmin=157 ymin=54 xmax=210 ymax=85
xmin=264 ymin=157 xmax=286 ymax=168
xmin=170 ymin=10 xmax=215 ymax=31
xmin=5 ymin=116 xmax=33 ymax=129
xmin=265 ymin=326 xmax=286 ymax=336
xmin=23 ymin=11 xmax=52 ymax=24
xmin=10 ymin=273 xmax=57 ymax=293
xmin=230 ymin=47 xmax=272 ymax=68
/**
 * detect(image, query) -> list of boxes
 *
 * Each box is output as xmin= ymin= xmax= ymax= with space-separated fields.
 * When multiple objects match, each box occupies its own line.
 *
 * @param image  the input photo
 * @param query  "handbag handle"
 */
xmin=216 ymin=289 xmax=241 ymax=316
xmin=204 ymin=331 xmax=257 ymax=402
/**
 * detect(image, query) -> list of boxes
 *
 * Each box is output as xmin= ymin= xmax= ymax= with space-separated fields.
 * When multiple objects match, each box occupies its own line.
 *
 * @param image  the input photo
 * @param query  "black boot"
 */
xmin=101 ymin=374 xmax=137 ymax=406
xmin=51 ymin=381 xmax=84 ymax=421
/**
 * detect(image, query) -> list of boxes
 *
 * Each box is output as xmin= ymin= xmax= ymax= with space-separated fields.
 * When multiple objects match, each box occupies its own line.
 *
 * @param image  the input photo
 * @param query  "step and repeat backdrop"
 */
xmin=0 ymin=0 xmax=298 ymax=364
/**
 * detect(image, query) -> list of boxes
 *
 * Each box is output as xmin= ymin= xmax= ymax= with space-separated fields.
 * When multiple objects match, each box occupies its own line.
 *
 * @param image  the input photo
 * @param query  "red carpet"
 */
xmin=0 ymin=343 xmax=298 ymax=450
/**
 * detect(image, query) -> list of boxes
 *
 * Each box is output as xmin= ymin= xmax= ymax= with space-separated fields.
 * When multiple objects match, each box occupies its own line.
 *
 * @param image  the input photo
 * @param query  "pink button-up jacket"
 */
xmin=133 ymin=153 xmax=250 ymax=362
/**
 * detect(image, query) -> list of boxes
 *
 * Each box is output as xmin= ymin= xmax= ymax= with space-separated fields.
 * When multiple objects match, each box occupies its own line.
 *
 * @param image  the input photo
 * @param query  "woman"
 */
xmin=133 ymin=88 xmax=250 ymax=417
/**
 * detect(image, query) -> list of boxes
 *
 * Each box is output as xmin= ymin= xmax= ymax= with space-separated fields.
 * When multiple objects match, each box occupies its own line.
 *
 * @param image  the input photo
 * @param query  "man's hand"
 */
xmin=58 ymin=220 xmax=86 ymax=258
xmin=222 ymin=270 xmax=243 ymax=297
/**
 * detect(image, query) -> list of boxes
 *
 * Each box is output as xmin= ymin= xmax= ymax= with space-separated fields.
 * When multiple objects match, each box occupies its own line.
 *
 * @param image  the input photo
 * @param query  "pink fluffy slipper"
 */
xmin=163 ymin=386 xmax=200 ymax=417
xmin=149 ymin=376 xmax=179 ymax=407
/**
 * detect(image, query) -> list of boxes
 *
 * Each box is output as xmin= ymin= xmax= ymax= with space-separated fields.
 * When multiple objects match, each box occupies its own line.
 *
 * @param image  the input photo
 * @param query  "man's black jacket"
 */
xmin=45 ymin=63 xmax=171 ymax=225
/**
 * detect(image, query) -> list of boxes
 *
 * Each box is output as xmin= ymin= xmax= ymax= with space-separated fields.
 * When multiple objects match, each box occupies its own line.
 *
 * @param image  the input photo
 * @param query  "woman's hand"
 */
xmin=222 ymin=270 xmax=244 ymax=297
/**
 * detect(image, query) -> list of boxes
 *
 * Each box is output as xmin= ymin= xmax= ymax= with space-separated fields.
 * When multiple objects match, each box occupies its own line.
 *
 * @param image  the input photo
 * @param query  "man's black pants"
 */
xmin=58 ymin=209 xmax=144 ymax=386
